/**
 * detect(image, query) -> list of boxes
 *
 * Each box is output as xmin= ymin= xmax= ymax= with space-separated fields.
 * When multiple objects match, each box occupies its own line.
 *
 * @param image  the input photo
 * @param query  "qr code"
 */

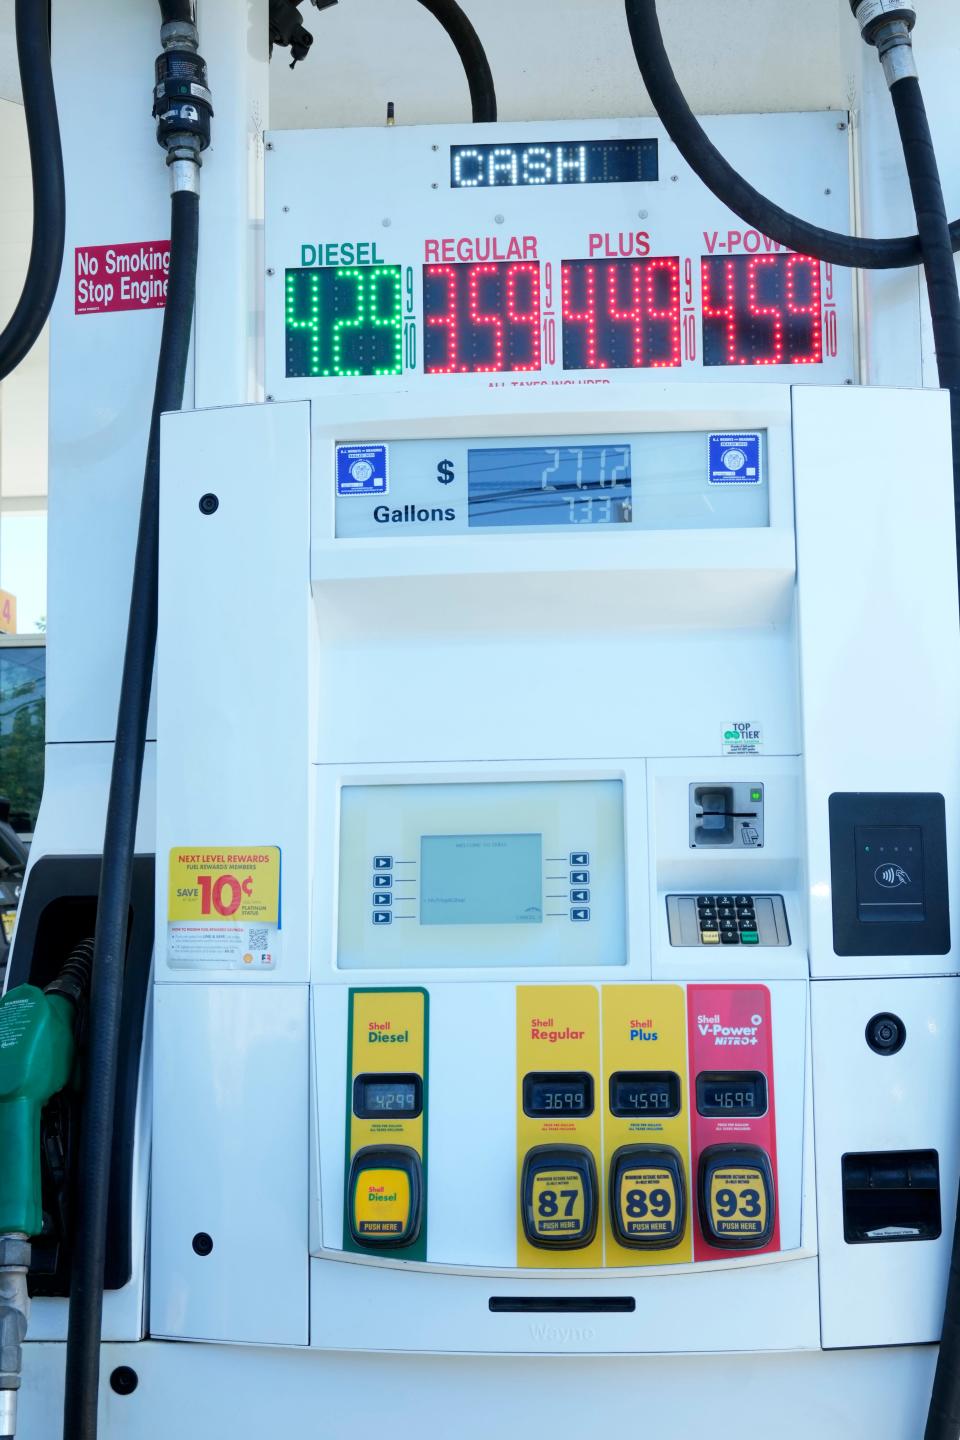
xmin=248 ymin=928 xmax=269 ymax=952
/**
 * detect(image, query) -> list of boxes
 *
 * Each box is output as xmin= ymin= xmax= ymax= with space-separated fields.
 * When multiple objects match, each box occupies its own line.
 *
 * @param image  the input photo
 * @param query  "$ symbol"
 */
xmin=436 ymin=459 xmax=455 ymax=485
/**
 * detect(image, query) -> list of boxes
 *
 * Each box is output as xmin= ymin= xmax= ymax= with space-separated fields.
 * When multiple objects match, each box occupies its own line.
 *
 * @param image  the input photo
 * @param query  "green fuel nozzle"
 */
xmin=0 ymin=972 xmax=84 ymax=1438
xmin=0 ymin=984 xmax=78 ymax=1238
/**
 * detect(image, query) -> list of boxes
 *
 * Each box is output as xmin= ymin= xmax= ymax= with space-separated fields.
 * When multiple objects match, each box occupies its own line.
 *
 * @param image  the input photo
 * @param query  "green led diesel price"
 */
xmin=285 ymin=265 xmax=403 ymax=378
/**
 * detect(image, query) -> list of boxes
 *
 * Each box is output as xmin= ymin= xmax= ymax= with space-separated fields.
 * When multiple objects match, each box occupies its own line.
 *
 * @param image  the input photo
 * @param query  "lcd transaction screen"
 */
xmin=420 ymin=833 xmax=543 ymax=926
xmin=468 ymin=444 xmax=632 ymax=528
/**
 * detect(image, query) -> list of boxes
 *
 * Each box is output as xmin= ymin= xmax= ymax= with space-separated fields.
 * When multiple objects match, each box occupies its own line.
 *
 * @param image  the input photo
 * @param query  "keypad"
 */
xmin=696 ymin=894 xmax=761 ymax=946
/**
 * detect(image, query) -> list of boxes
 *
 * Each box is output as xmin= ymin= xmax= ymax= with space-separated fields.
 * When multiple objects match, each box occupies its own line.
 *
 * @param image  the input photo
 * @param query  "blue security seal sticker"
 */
xmin=336 ymin=443 xmax=388 ymax=496
xmin=708 ymin=433 xmax=761 ymax=485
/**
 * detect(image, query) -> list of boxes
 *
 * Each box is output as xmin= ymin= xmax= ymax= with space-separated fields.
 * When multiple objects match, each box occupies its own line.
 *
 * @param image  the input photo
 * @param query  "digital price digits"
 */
xmin=285 ymin=265 xmax=403 ymax=378
xmin=423 ymin=261 xmax=541 ymax=373
xmin=285 ymin=253 xmax=827 ymax=379
xmin=561 ymin=257 xmax=682 ymax=370
xmin=701 ymin=253 xmax=823 ymax=366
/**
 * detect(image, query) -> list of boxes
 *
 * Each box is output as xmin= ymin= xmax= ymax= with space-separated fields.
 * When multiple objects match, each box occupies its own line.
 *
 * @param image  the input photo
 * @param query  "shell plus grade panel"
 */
xmin=602 ymin=985 xmax=692 ymax=1264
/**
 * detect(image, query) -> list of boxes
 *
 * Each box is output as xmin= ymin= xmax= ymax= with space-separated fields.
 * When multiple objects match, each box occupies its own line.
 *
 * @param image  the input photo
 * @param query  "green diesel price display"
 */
xmin=285 ymin=265 xmax=403 ymax=378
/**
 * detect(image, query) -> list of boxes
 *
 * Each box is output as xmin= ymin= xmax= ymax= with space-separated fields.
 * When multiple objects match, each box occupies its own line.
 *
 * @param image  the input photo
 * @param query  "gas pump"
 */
xmin=2 ymin=2 xmax=960 ymax=1439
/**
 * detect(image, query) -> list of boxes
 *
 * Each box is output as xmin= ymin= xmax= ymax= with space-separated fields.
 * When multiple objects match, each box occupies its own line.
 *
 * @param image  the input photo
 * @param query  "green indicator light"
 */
xmin=750 ymin=789 xmax=762 ymax=803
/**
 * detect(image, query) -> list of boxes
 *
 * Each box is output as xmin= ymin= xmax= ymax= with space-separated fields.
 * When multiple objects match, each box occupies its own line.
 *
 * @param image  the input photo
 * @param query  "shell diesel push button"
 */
xmin=521 ymin=1145 xmax=599 ymax=1250
xmin=610 ymin=1145 xmax=686 ymax=1249
xmin=698 ymin=1144 xmax=775 ymax=1249
xmin=348 ymin=1144 xmax=423 ymax=1248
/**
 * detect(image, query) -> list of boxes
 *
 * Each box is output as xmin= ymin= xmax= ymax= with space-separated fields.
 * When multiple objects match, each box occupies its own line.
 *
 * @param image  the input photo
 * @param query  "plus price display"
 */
xmin=701 ymin=254 xmax=822 ymax=366
xmin=423 ymin=261 xmax=541 ymax=373
xmin=561 ymin=257 xmax=682 ymax=369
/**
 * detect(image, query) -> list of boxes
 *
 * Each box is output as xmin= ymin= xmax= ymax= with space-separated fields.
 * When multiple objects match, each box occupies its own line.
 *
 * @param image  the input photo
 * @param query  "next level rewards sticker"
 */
xmin=167 ymin=846 xmax=281 ymax=970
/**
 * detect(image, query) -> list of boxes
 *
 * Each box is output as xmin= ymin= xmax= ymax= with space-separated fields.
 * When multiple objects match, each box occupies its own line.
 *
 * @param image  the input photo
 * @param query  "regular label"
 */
xmin=167 ymin=847 xmax=281 ymax=970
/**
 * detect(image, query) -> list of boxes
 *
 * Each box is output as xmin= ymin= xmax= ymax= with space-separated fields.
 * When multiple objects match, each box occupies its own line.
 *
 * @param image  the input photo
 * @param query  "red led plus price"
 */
xmin=560 ymin=257 xmax=681 ymax=370
xmin=423 ymin=261 xmax=541 ymax=373
xmin=701 ymin=254 xmax=823 ymax=367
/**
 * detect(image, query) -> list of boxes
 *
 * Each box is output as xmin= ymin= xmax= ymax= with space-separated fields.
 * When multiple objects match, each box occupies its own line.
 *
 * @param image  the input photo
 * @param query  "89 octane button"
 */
xmin=609 ymin=1144 xmax=686 ymax=1249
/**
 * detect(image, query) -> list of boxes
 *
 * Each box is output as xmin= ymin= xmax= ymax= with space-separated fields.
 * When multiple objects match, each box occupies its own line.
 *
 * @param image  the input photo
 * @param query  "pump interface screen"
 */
xmin=420 ymin=832 xmax=542 ymax=926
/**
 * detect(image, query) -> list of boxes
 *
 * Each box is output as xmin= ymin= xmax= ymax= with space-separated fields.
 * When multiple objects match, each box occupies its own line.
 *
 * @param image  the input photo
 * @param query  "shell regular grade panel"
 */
xmin=265 ymin=114 xmax=855 ymax=398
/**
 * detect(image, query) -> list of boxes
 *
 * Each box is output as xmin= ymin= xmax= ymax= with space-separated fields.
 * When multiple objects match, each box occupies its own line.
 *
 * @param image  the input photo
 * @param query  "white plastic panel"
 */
xmin=151 ymin=984 xmax=309 ymax=1346
xmin=794 ymin=386 xmax=960 ymax=978
xmin=157 ymin=401 xmax=313 ymax=982
xmin=16 ymin=1340 xmax=940 ymax=1440
xmin=812 ymin=977 xmax=960 ymax=1348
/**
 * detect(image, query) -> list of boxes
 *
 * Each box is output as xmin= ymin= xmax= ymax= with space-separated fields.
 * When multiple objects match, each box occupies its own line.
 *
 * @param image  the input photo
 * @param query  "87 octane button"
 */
xmin=521 ymin=1145 xmax=599 ymax=1249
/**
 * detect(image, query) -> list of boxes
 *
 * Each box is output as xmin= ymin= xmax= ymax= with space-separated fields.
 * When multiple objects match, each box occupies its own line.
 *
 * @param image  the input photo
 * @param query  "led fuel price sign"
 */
xmin=423 ymin=261 xmax=541 ymax=373
xmin=285 ymin=265 xmax=403 ymax=377
xmin=268 ymin=117 xmax=854 ymax=394
xmin=700 ymin=253 xmax=823 ymax=366
xmin=561 ymin=257 xmax=682 ymax=369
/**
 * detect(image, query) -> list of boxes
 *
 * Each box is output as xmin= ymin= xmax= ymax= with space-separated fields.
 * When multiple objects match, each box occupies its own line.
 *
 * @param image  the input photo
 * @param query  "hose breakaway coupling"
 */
xmin=153 ymin=18 xmax=212 ymax=190
xmin=0 ymin=1234 xmax=30 ymax=1440
xmin=850 ymin=1 xmax=918 ymax=85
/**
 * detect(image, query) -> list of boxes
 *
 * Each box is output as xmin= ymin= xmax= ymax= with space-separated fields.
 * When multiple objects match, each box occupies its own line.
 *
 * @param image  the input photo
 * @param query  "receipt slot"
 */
xmin=698 ymin=1145 xmax=775 ymax=1249
xmin=609 ymin=1145 xmax=686 ymax=1249
xmin=521 ymin=1145 xmax=599 ymax=1250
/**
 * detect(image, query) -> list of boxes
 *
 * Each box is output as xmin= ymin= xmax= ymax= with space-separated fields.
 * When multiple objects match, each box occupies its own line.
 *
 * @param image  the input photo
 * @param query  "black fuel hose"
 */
xmin=886 ymin=76 xmax=960 ymax=571
xmin=416 ymin=0 xmax=497 ymax=122
xmin=159 ymin=0 xmax=197 ymax=22
xmin=624 ymin=0 xmax=960 ymax=270
xmin=61 ymin=186 xmax=199 ymax=1440
xmin=0 ymin=0 xmax=65 ymax=382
